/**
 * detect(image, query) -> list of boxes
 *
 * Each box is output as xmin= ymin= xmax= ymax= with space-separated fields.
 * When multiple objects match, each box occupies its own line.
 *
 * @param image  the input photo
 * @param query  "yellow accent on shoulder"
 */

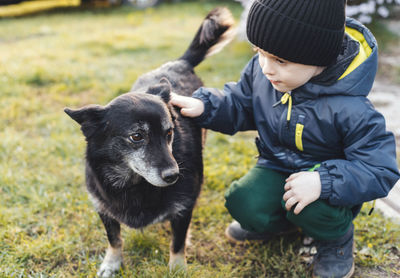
xmin=295 ymin=123 xmax=304 ymax=151
xmin=339 ymin=27 xmax=373 ymax=80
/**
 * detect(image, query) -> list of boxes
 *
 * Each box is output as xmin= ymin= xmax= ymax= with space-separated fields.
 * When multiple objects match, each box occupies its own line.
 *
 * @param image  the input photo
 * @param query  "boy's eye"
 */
xmin=129 ymin=133 xmax=144 ymax=143
xmin=276 ymin=58 xmax=285 ymax=64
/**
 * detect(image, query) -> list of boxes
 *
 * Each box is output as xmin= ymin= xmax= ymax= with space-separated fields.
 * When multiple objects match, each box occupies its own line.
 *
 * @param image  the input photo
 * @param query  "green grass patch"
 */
xmin=0 ymin=1 xmax=399 ymax=277
xmin=367 ymin=20 xmax=399 ymax=52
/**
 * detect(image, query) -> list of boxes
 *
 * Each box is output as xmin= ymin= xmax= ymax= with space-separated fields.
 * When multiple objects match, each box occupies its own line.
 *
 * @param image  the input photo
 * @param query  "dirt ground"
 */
xmin=370 ymin=79 xmax=400 ymax=152
xmin=370 ymin=18 xmax=400 ymax=219
xmin=359 ymin=19 xmax=400 ymax=277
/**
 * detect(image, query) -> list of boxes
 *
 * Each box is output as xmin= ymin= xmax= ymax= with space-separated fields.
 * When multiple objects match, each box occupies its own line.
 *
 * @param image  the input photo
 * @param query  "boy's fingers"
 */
xmin=293 ymin=202 xmax=305 ymax=215
xmin=170 ymin=92 xmax=178 ymax=102
xmin=285 ymin=196 xmax=298 ymax=211
xmin=180 ymin=108 xmax=194 ymax=117
xmin=285 ymin=172 xmax=300 ymax=182
xmin=284 ymin=182 xmax=291 ymax=191
xmin=181 ymin=107 xmax=201 ymax=117
xmin=171 ymin=93 xmax=193 ymax=107
xmin=282 ymin=190 xmax=292 ymax=201
xmin=170 ymin=94 xmax=191 ymax=107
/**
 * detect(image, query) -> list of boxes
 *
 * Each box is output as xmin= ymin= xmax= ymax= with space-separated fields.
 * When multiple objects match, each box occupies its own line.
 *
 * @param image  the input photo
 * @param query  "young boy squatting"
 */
xmin=171 ymin=0 xmax=400 ymax=277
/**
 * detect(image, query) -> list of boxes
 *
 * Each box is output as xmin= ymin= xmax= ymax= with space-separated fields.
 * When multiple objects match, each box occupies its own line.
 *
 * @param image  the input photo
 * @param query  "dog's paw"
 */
xmin=97 ymin=267 xmax=117 ymax=278
xmin=97 ymin=260 xmax=122 ymax=278
xmin=97 ymin=247 xmax=123 ymax=278
xmin=169 ymin=251 xmax=187 ymax=272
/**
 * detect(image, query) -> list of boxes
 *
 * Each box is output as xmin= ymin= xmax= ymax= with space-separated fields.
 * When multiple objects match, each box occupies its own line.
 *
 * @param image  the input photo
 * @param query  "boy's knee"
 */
xmin=224 ymin=166 xmax=289 ymax=233
xmin=284 ymin=199 xmax=353 ymax=240
xmin=225 ymin=180 xmax=261 ymax=231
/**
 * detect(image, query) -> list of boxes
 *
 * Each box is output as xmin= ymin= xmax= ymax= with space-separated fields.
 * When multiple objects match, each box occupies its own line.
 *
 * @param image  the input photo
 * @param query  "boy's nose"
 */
xmin=261 ymin=58 xmax=275 ymax=76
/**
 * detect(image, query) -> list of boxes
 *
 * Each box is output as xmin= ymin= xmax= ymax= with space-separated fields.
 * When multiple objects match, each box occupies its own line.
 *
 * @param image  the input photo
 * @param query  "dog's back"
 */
xmin=65 ymin=7 xmax=235 ymax=277
xmin=130 ymin=7 xmax=235 ymax=96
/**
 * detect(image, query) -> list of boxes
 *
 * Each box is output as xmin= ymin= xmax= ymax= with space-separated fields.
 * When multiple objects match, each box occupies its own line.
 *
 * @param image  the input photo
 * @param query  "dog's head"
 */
xmin=65 ymin=79 xmax=180 ymax=187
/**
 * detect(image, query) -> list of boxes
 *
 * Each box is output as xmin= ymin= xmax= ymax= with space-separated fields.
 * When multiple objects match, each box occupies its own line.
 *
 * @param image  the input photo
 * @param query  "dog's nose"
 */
xmin=161 ymin=169 xmax=179 ymax=184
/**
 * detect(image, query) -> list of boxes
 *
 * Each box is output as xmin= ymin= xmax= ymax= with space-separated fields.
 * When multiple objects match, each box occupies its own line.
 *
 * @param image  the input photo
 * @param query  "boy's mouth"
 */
xmin=270 ymin=80 xmax=281 ymax=85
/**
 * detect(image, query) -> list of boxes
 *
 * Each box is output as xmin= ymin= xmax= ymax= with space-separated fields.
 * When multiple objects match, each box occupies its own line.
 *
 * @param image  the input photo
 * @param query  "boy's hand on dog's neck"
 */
xmin=170 ymin=93 xmax=204 ymax=118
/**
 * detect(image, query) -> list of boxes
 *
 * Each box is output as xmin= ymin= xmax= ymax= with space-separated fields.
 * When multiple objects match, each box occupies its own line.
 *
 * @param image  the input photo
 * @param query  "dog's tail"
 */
xmin=179 ymin=7 xmax=236 ymax=68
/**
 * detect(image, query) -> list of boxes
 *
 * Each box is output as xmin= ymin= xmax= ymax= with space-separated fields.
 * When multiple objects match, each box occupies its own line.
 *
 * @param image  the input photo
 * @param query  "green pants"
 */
xmin=224 ymin=166 xmax=353 ymax=241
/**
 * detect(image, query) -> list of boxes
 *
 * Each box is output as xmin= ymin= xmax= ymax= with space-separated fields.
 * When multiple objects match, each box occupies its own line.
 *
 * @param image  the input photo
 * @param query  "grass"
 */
xmin=368 ymin=19 xmax=400 ymax=84
xmin=0 ymin=1 xmax=400 ymax=277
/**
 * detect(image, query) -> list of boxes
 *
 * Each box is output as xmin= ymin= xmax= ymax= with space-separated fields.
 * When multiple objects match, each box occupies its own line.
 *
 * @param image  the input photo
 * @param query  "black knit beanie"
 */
xmin=247 ymin=0 xmax=346 ymax=66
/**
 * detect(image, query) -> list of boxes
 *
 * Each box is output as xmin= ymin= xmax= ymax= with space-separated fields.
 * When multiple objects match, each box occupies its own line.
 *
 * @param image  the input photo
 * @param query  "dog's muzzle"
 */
xmin=161 ymin=168 xmax=179 ymax=185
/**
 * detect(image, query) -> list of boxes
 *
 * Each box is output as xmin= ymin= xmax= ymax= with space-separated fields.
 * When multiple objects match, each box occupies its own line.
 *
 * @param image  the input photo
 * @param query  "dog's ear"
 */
xmin=146 ymin=77 xmax=171 ymax=103
xmin=64 ymin=105 xmax=106 ymax=138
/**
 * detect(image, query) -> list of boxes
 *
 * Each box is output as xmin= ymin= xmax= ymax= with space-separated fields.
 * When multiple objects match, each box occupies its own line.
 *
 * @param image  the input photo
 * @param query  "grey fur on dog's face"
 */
xmin=66 ymin=90 xmax=180 ymax=188
xmin=106 ymin=93 xmax=179 ymax=187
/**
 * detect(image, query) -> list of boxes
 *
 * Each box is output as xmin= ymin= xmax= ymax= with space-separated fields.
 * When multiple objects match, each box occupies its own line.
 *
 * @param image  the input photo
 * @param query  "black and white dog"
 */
xmin=65 ymin=7 xmax=234 ymax=277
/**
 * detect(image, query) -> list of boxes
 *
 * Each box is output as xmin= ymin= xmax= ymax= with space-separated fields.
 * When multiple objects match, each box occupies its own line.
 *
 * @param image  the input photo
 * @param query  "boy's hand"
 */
xmin=170 ymin=93 xmax=204 ymax=117
xmin=283 ymin=171 xmax=321 ymax=215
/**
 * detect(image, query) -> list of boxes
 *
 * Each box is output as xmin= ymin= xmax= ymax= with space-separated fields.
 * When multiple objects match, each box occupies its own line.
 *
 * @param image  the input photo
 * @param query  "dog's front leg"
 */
xmin=169 ymin=211 xmax=192 ymax=270
xmin=97 ymin=213 xmax=123 ymax=278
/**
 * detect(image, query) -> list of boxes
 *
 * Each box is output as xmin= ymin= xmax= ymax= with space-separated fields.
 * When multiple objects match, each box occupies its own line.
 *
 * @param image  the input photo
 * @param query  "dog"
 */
xmin=64 ymin=7 xmax=235 ymax=277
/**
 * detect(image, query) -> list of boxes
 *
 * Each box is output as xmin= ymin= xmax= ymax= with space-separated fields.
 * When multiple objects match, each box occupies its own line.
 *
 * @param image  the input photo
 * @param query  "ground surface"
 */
xmin=368 ymin=19 xmax=400 ymax=227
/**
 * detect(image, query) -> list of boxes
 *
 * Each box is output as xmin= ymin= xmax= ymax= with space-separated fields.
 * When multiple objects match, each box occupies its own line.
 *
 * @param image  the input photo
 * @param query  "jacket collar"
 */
xmin=309 ymin=34 xmax=359 ymax=87
xmin=293 ymin=17 xmax=378 ymax=102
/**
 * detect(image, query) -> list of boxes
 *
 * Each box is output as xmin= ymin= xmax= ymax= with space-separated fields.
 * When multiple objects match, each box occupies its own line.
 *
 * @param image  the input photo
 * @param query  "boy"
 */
xmin=171 ymin=0 xmax=400 ymax=277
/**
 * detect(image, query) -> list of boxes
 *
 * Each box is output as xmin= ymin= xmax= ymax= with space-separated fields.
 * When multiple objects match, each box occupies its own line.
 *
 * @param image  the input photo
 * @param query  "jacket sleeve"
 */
xmin=191 ymin=56 xmax=257 ymax=135
xmin=317 ymin=99 xmax=400 ymax=207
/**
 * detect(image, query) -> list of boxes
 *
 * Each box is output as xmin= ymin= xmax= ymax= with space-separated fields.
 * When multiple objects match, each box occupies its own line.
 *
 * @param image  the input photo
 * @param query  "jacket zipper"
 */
xmin=276 ymin=94 xmax=294 ymax=168
xmin=277 ymin=105 xmax=287 ymax=145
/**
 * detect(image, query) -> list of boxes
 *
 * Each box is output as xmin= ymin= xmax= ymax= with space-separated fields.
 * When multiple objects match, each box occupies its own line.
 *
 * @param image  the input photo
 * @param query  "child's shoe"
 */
xmin=312 ymin=223 xmax=355 ymax=278
xmin=225 ymin=221 xmax=296 ymax=242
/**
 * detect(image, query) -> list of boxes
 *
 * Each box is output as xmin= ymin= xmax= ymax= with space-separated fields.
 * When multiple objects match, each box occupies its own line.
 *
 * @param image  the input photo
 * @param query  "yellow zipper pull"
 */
xmin=272 ymin=92 xmax=293 ymax=122
xmin=280 ymin=92 xmax=292 ymax=122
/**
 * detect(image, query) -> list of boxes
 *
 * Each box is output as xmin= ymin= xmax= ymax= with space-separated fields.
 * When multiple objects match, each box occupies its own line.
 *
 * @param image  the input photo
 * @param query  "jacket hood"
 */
xmin=296 ymin=17 xmax=378 ymax=99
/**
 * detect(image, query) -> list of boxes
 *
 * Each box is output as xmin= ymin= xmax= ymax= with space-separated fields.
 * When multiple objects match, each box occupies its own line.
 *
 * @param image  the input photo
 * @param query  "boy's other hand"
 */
xmin=283 ymin=171 xmax=321 ymax=215
xmin=170 ymin=93 xmax=204 ymax=117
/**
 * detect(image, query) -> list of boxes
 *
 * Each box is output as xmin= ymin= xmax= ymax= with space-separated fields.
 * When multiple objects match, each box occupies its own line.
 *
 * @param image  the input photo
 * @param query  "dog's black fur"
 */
xmin=65 ymin=7 xmax=234 ymax=277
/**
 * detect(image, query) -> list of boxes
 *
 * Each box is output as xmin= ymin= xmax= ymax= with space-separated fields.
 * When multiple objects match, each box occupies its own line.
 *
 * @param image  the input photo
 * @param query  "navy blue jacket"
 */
xmin=192 ymin=18 xmax=399 ymax=209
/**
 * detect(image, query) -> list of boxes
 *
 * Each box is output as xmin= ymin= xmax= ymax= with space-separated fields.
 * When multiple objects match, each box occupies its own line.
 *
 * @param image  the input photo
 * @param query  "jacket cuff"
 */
xmin=192 ymin=88 xmax=212 ymax=124
xmin=317 ymin=166 xmax=332 ymax=199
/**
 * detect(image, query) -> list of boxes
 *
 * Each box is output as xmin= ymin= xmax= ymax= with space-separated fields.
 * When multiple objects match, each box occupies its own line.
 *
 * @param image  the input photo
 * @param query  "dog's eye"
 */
xmin=166 ymin=129 xmax=173 ymax=141
xmin=129 ymin=133 xmax=143 ymax=143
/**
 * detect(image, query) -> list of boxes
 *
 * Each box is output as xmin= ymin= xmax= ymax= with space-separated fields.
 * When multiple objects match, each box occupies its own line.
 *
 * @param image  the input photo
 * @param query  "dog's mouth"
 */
xmin=127 ymin=159 xmax=180 ymax=187
xmin=145 ymin=174 xmax=179 ymax=187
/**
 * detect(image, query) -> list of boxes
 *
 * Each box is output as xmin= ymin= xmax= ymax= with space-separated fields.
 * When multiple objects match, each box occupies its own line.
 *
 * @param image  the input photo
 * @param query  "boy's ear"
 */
xmin=64 ymin=105 xmax=106 ymax=138
xmin=146 ymin=77 xmax=172 ymax=103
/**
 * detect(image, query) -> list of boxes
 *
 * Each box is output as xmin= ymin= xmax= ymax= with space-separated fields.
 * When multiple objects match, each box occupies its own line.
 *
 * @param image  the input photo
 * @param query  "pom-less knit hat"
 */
xmin=247 ymin=0 xmax=346 ymax=66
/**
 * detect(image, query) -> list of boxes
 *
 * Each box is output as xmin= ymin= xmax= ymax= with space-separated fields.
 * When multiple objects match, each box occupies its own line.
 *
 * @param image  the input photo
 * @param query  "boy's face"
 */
xmin=256 ymin=48 xmax=324 ymax=93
